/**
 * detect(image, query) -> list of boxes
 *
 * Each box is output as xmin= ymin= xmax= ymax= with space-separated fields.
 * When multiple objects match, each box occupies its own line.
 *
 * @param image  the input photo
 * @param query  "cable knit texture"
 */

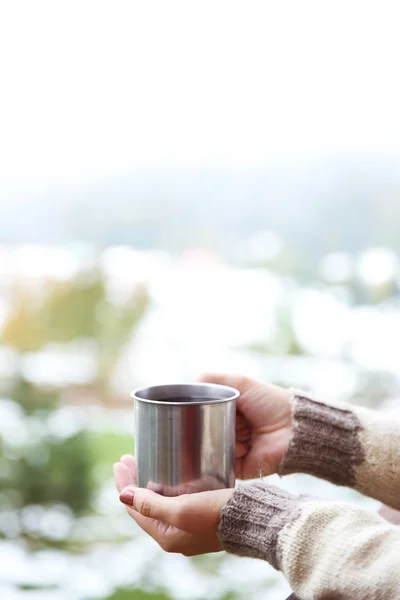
xmin=217 ymin=393 xmax=400 ymax=599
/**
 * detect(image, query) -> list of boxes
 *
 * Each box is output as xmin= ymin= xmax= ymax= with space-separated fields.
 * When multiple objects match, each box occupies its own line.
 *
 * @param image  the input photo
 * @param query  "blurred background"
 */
xmin=1 ymin=1 xmax=400 ymax=598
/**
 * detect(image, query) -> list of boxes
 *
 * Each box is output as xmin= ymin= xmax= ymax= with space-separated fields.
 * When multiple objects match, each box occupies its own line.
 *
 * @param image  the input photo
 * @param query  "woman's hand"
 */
xmin=199 ymin=374 xmax=292 ymax=478
xmin=114 ymin=455 xmax=233 ymax=556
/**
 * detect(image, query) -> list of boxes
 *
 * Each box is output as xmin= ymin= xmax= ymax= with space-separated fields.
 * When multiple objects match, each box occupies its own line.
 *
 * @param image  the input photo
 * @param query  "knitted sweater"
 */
xmin=217 ymin=392 xmax=400 ymax=599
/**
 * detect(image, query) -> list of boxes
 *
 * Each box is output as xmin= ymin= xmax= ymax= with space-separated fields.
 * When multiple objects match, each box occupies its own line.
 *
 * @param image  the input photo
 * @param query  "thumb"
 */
xmin=120 ymin=486 xmax=233 ymax=532
xmin=120 ymin=487 xmax=177 ymax=522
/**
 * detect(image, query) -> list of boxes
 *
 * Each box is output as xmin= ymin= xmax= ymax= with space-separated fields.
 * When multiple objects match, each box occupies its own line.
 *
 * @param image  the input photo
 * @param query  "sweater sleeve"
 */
xmin=218 ymin=483 xmax=400 ymax=600
xmin=279 ymin=391 xmax=400 ymax=510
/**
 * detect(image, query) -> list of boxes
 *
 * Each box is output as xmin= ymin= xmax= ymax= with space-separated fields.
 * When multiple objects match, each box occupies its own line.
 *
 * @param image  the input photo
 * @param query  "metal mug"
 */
xmin=132 ymin=383 xmax=239 ymax=495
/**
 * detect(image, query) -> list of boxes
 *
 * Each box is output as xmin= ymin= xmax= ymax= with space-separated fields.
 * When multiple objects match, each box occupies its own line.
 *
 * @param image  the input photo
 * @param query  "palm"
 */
xmin=114 ymin=455 xmax=223 ymax=555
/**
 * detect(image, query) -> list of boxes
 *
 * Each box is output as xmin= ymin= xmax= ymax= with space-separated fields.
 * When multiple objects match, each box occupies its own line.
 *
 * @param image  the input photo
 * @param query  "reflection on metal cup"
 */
xmin=131 ymin=383 xmax=238 ymax=495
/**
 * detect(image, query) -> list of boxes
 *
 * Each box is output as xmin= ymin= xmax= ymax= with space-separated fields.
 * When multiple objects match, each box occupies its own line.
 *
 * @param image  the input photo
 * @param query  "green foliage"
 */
xmin=40 ymin=275 xmax=106 ymax=341
xmin=0 ymin=267 xmax=148 ymax=522
xmin=0 ymin=392 xmax=133 ymax=525
xmin=1 ymin=425 xmax=94 ymax=515
xmin=18 ymin=585 xmax=58 ymax=591
xmin=36 ymin=431 xmax=92 ymax=513
xmin=89 ymin=431 xmax=134 ymax=471
xmin=1 ymin=271 xmax=149 ymax=389
xmin=95 ymin=284 xmax=149 ymax=385
xmin=11 ymin=377 xmax=59 ymax=414
xmin=1 ymin=287 xmax=44 ymax=352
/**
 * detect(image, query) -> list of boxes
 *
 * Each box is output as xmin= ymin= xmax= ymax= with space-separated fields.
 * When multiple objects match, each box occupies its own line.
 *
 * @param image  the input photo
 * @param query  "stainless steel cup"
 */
xmin=132 ymin=383 xmax=239 ymax=495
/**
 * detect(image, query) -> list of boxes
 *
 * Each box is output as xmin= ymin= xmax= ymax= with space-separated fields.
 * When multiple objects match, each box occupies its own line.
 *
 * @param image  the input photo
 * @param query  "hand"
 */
xmin=199 ymin=373 xmax=292 ymax=479
xmin=145 ymin=474 xmax=227 ymax=496
xmin=114 ymin=455 xmax=234 ymax=556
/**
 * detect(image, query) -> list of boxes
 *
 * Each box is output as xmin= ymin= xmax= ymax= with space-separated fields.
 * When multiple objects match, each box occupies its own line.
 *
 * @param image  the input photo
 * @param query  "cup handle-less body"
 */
xmin=132 ymin=383 xmax=237 ymax=496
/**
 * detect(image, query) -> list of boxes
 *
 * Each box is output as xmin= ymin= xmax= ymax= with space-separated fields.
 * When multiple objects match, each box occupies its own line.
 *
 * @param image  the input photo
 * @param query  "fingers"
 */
xmin=146 ymin=474 xmax=225 ymax=496
xmin=120 ymin=487 xmax=233 ymax=533
xmin=115 ymin=456 xmax=229 ymax=556
xmin=113 ymin=455 xmax=137 ymax=493
xmin=125 ymin=508 xmax=216 ymax=555
xmin=120 ymin=454 xmax=137 ymax=477
xmin=236 ymin=441 xmax=249 ymax=459
xmin=125 ymin=507 xmax=175 ymax=542
xmin=146 ymin=481 xmax=166 ymax=495
xmin=236 ymin=413 xmax=251 ymax=461
xmin=114 ymin=462 xmax=133 ymax=493
xmin=236 ymin=420 xmax=251 ymax=442
xmin=198 ymin=373 xmax=256 ymax=394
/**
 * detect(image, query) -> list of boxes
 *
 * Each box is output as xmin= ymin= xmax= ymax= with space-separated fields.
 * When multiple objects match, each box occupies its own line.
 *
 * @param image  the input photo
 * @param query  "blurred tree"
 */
xmin=94 ymin=282 xmax=149 ymax=387
xmin=11 ymin=377 xmax=58 ymax=414
xmin=40 ymin=275 xmax=105 ymax=341
xmin=1 ymin=287 xmax=44 ymax=352
xmin=0 ymin=425 xmax=93 ymax=515
xmin=0 ymin=266 xmax=149 ymax=526
xmin=1 ymin=270 xmax=149 ymax=390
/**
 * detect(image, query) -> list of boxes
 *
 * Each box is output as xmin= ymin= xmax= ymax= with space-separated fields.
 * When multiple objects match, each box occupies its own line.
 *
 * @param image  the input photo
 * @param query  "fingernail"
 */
xmin=119 ymin=490 xmax=135 ymax=506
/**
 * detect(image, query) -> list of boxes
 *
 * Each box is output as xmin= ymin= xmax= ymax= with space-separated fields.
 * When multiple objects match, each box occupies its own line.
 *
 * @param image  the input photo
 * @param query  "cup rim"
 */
xmin=131 ymin=382 xmax=240 ymax=406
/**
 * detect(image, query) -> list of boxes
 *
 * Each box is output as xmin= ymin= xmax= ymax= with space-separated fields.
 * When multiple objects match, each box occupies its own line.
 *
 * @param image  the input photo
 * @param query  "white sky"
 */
xmin=1 ymin=0 xmax=400 ymax=184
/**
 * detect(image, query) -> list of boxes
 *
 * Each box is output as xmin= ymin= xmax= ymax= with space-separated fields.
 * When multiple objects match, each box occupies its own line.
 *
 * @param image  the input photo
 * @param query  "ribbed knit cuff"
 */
xmin=279 ymin=392 xmax=365 ymax=487
xmin=217 ymin=483 xmax=307 ymax=570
